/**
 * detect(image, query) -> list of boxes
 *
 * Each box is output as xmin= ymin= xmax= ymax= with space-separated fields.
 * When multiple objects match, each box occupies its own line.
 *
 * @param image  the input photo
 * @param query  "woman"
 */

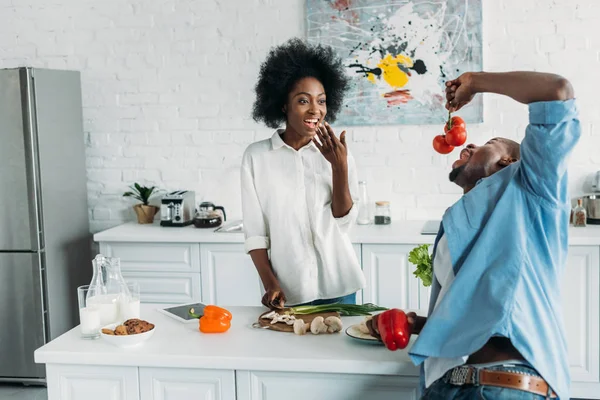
xmin=241 ymin=38 xmax=365 ymax=309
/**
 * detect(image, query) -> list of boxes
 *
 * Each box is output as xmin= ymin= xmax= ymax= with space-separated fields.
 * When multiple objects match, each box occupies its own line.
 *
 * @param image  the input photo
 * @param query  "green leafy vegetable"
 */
xmin=285 ymin=303 xmax=388 ymax=316
xmin=409 ymin=244 xmax=433 ymax=287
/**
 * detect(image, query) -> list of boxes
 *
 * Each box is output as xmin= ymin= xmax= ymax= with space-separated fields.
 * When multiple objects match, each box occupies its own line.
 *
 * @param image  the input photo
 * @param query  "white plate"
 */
xmin=100 ymin=323 xmax=155 ymax=348
xmin=345 ymin=324 xmax=384 ymax=345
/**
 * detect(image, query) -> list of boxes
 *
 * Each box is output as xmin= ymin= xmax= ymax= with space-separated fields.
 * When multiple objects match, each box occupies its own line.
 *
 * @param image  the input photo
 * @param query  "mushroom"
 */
xmin=358 ymin=316 xmax=372 ymax=334
xmin=324 ymin=316 xmax=343 ymax=333
xmin=310 ymin=316 xmax=329 ymax=334
xmin=293 ymin=319 xmax=310 ymax=335
xmin=261 ymin=310 xmax=277 ymax=320
xmin=270 ymin=313 xmax=285 ymax=324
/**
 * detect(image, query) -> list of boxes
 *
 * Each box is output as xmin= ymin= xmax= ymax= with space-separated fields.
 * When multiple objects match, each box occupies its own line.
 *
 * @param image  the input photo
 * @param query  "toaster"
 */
xmin=160 ymin=190 xmax=195 ymax=227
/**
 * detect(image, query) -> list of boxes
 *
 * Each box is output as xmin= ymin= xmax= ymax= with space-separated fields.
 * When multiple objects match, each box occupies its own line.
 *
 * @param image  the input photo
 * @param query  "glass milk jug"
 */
xmin=85 ymin=254 xmax=131 ymax=325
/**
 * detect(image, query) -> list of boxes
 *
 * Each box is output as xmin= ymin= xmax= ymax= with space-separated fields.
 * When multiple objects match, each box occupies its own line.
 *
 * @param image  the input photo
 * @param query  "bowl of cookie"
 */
xmin=100 ymin=318 xmax=155 ymax=348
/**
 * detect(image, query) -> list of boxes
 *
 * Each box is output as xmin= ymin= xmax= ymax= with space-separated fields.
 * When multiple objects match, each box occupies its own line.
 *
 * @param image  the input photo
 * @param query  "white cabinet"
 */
xmin=122 ymin=271 xmax=201 ymax=304
xmin=200 ymin=244 xmax=263 ymax=306
xmin=199 ymin=243 xmax=364 ymax=306
xmin=236 ymin=370 xmax=419 ymax=400
xmin=562 ymin=246 xmax=600 ymax=386
xmin=46 ymin=365 xmax=139 ymax=400
xmin=101 ymin=242 xmax=202 ymax=306
xmin=361 ymin=244 xmax=425 ymax=311
xmin=99 ymin=242 xmax=200 ymax=272
xmin=139 ymin=368 xmax=235 ymax=400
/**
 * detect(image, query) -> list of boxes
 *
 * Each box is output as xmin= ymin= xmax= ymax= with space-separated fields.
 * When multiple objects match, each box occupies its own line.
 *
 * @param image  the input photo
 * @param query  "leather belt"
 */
xmin=445 ymin=366 xmax=557 ymax=398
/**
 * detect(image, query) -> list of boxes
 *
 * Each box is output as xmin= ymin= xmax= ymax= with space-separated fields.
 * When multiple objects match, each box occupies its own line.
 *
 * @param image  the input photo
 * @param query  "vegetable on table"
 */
xmin=285 ymin=303 xmax=388 ymax=317
xmin=378 ymin=309 xmax=411 ymax=351
xmin=293 ymin=319 xmax=310 ymax=335
xmin=324 ymin=316 xmax=343 ymax=333
xmin=310 ymin=316 xmax=329 ymax=334
xmin=189 ymin=305 xmax=233 ymax=334
xmin=408 ymin=244 xmax=432 ymax=287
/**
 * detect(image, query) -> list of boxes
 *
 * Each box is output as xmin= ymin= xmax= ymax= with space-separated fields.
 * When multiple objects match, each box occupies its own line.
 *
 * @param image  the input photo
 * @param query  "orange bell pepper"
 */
xmin=198 ymin=305 xmax=232 ymax=333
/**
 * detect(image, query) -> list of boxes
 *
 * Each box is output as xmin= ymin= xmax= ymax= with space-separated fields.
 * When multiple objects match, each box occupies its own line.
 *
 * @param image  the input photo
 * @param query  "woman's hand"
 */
xmin=262 ymin=285 xmax=286 ymax=310
xmin=313 ymin=122 xmax=348 ymax=171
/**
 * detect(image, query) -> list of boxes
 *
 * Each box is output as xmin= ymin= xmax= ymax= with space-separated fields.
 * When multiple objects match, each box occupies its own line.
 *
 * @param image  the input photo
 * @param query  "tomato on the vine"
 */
xmin=444 ymin=116 xmax=466 ymax=134
xmin=433 ymin=135 xmax=454 ymax=154
xmin=444 ymin=116 xmax=467 ymax=146
xmin=445 ymin=126 xmax=467 ymax=146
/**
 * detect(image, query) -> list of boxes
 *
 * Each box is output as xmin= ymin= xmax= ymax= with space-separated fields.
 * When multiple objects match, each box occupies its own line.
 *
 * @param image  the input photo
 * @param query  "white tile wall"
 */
xmin=1 ymin=0 xmax=599 ymax=233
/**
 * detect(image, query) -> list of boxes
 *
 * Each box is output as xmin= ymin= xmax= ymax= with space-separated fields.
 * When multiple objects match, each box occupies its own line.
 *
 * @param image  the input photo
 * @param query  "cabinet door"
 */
xmin=140 ymin=368 xmax=235 ymax=400
xmin=236 ymin=370 xmax=418 ymax=400
xmin=361 ymin=244 xmax=426 ymax=310
xmin=562 ymin=246 xmax=600 ymax=384
xmin=200 ymin=244 xmax=263 ymax=306
xmin=353 ymin=243 xmax=363 ymax=304
xmin=46 ymin=365 xmax=139 ymax=400
xmin=122 ymin=271 xmax=201 ymax=304
xmin=100 ymin=242 xmax=200 ymax=272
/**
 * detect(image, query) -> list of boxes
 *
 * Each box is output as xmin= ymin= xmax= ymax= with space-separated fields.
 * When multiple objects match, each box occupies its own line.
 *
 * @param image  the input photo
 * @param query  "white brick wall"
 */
xmin=1 ymin=0 xmax=599 ymax=233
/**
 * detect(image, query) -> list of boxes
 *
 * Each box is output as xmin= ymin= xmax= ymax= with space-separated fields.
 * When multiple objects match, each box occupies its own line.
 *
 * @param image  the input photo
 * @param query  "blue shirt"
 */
xmin=409 ymin=99 xmax=581 ymax=400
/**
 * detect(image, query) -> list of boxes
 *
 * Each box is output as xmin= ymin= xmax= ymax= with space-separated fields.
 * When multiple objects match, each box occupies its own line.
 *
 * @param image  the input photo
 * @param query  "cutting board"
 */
xmin=257 ymin=309 xmax=340 ymax=333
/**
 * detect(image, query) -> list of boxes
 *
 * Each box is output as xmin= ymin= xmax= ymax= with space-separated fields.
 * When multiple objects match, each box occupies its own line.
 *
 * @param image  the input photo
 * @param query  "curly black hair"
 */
xmin=252 ymin=38 xmax=350 ymax=129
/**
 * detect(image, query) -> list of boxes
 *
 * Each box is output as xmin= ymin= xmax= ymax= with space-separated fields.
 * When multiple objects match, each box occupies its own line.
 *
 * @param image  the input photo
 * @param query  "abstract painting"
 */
xmin=307 ymin=0 xmax=483 ymax=126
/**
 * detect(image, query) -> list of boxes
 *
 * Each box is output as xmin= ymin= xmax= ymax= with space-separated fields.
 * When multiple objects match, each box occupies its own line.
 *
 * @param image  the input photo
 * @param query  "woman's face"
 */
xmin=284 ymin=76 xmax=327 ymax=138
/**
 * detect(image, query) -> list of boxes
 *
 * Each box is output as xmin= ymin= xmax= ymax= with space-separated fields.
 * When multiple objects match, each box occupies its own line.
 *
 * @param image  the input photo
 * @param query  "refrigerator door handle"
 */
xmin=20 ymin=67 xmax=44 ymax=251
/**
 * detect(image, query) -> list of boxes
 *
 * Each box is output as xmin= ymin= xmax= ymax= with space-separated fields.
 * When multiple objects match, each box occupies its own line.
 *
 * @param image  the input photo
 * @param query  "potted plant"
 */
xmin=123 ymin=183 xmax=161 ymax=224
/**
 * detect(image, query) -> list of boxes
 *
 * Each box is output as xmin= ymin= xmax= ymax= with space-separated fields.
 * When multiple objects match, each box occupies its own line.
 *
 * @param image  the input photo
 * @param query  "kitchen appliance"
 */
xmin=592 ymin=171 xmax=600 ymax=192
xmin=193 ymin=202 xmax=226 ymax=228
xmin=583 ymin=195 xmax=600 ymax=224
xmin=0 ymin=68 xmax=91 ymax=382
xmin=160 ymin=191 xmax=195 ymax=226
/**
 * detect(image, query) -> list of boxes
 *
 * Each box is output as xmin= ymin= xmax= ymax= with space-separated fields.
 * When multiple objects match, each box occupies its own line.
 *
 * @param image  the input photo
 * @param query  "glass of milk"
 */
xmin=77 ymin=285 xmax=101 ymax=339
xmin=120 ymin=282 xmax=141 ymax=321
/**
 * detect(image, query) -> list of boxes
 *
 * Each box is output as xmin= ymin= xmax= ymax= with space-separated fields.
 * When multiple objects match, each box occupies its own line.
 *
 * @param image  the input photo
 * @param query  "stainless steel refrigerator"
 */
xmin=0 ymin=68 xmax=91 ymax=383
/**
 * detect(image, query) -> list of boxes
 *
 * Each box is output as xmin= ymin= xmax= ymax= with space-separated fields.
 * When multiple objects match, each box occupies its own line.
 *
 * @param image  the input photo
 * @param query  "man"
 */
xmin=369 ymin=71 xmax=579 ymax=399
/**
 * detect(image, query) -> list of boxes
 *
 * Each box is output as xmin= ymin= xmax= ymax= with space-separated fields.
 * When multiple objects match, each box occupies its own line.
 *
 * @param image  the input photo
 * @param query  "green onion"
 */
xmin=285 ymin=303 xmax=388 ymax=316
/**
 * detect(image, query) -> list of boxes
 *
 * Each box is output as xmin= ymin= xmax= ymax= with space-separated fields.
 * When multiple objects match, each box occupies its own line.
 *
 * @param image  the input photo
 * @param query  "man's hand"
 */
xmin=262 ymin=285 xmax=286 ymax=310
xmin=367 ymin=311 xmax=419 ymax=342
xmin=445 ymin=72 xmax=476 ymax=112
xmin=446 ymin=71 xmax=573 ymax=107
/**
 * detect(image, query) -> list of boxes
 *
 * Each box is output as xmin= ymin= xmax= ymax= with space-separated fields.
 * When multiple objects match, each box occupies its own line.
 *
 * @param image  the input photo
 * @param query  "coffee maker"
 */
xmin=160 ymin=191 xmax=195 ymax=227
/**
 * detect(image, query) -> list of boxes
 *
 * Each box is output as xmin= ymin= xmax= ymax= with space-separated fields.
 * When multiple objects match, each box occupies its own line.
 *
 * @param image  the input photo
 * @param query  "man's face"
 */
xmin=449 ymin=138 xmax=516 ymax=189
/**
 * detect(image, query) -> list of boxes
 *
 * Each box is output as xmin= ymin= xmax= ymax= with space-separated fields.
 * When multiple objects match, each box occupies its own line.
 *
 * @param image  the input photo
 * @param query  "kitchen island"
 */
xmin=35 ymin=305 xmax=420 ymax=400
xmin=90 ymin=221 xmax=600 ymax=399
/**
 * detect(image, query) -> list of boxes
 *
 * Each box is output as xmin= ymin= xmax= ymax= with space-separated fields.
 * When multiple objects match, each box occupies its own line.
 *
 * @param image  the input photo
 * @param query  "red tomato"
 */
xmin=445 ymin=126 xmax=467 ymax=146
xmin=433 ymin=135 xmax=454 ymax=154
xmin=444 ymin=116 xmax=466 ymax=133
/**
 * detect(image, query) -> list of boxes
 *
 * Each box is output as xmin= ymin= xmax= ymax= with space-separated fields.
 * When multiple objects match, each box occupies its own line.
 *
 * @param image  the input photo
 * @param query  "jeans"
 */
xmin=421 ymin=364 xmax=550 ymax=400
xmin=294 ymin=292 xmax=356 ymax=306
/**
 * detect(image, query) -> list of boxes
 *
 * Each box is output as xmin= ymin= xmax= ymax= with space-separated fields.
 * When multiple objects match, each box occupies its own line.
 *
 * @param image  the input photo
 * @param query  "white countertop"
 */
xmin=34 ymin=305 xmax=418 ymax=376
xmin=93 ymin=221 xmax=600 ymax=246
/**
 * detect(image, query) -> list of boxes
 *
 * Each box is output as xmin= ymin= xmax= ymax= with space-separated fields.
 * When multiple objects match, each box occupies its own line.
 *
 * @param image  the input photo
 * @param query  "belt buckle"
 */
xmin=449 ymin=366 xmax=475 ymax=386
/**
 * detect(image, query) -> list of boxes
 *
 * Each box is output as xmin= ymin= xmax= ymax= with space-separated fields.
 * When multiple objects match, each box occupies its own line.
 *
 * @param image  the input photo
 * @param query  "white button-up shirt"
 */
xmin=241 ymin=130 xmax=365 ymax=305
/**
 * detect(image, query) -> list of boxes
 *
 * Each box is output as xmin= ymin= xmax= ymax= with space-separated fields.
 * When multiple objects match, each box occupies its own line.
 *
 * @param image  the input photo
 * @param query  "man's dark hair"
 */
xmin=252 ymin=38 xmax=350 ymax=129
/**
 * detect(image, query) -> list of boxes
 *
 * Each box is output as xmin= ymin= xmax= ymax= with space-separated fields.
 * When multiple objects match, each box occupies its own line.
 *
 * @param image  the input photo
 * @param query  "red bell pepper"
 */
xmin=378 ymin=309 xmax=411 ymax=351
